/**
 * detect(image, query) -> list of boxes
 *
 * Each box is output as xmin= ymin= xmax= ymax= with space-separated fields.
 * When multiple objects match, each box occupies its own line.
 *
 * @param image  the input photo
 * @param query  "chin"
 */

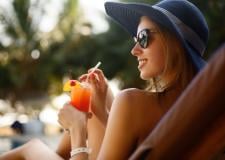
xmin=140 ymin=73 xmax=151 ymax=80
xmin=140 ymin=71 xmax=160 ymax=80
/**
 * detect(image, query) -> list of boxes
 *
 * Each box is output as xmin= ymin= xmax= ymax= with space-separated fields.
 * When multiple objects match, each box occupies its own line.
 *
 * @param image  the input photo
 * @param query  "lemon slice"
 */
xmin=63 ymin=80 xmax=78 ymax=92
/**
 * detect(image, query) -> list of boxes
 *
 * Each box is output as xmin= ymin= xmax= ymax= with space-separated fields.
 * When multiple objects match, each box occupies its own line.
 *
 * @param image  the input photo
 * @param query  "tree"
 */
xmin=0 ymin=0 xmax=80 ymax=106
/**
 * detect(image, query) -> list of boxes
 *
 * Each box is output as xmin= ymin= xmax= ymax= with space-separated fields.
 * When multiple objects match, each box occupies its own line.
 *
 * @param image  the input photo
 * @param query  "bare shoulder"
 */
xmin=114 ymin=88 xmax=158 ymax=108
xmin=98 ymin=88 xmax=163 ymax=159
xmin=115 ymin=88 xmax=164 ymax=143
xmin=111 ymin=88 xmax=161 ymax=123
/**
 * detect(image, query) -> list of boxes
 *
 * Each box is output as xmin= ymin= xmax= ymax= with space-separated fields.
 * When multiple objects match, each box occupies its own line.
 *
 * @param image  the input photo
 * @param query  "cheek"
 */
xmin=149 ymin=46 xmax=166 ymax=71
xmin=141 ymin=46 xmax=166 ymax=79
xmin=152 ymin=50 xmax=166 ymax=70
xmin=140 ymin=52 xmax=165 ymax=80
xmin=149 ymin=37 xmax=166 ymax=63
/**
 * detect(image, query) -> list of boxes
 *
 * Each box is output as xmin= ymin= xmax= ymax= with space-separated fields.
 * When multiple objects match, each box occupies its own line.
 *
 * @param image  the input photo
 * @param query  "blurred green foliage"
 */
xmin=0 ymin=0 xmax=81 ymax=103
xmin=0 ymin=0 xmax=224 ymax=107
xmin=190 ymin=0 xmax=225 ymax=58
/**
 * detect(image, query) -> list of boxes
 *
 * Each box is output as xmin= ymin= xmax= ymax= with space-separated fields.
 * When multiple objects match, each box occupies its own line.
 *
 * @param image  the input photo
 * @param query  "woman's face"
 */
xmin=131 ymin=16 xmax=166 ymax=80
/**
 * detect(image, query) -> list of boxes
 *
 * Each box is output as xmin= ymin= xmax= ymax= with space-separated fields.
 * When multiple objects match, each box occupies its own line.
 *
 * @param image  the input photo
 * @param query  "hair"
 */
xmin=146 ymin=22 xmax=197 ymax=93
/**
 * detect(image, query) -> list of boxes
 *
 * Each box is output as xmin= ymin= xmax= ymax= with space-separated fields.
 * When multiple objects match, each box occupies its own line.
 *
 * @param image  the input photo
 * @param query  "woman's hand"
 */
xmin=58 ymin=102 xmax=88 ymax=131
xmin=58 ymin=103 xmax=91 ymax=152
xmin=79 ymin=69 xmax=114 ymax=125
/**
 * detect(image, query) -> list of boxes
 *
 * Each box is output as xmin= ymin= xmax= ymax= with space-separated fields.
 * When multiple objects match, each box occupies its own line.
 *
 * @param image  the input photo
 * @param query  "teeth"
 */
xmin=138 ymin=59 xmax=147 ymax=65
xmin=139 ymin=59 xmax=147 ymax=62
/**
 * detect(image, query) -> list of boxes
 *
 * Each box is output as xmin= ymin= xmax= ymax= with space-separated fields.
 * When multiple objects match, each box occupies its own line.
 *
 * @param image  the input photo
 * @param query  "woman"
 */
xmin=0 ymin=0 xmax=209 ymax=160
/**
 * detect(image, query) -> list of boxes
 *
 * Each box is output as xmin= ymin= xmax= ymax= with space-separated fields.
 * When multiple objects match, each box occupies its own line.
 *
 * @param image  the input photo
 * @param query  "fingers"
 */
xmin=57 ymin=111 xmax=64 ymax=128
xmin=78 ymin=74 xmax=88 ymax=82
xmin=86 ymin=112 xmax=93 ymax=119
xmin=57 ymin=102 xmax=71 ymax=127
xmin=79 ymin=69 xmax=106 ymax=85
xmin=79 ymin=73 xmax=98 ymax=84
xmin=88 ymin=69 xmax=105 ymax=82
xmin=58 ymin=102 xmax=89 ymax=131
xmin=64 ymin=129 xmax=70 ymax=134
xmin=89 ymin=73 xmax=100 ymax=89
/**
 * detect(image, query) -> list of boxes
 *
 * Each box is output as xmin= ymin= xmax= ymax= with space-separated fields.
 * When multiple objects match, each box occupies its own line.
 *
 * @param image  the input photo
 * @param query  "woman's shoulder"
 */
xmin=118 ymin=88 xmax=156 ymax=98
xmin=118 ymin=88 xmax=147 ymax=96
xmin=114 ymin=88 xmax=158 ymax=107
xmin=111 ymin=88 xmax=163 ymax=140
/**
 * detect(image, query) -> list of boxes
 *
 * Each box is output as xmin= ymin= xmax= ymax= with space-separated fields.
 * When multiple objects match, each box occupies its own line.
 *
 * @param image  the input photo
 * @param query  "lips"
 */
xmin=138 ymin=58 xmax=147 ymax=69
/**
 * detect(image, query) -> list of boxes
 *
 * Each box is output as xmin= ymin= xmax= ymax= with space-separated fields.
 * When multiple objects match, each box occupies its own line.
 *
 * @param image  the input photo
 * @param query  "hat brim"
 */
xmin=105 ymin=2 xmax=206 ymax=71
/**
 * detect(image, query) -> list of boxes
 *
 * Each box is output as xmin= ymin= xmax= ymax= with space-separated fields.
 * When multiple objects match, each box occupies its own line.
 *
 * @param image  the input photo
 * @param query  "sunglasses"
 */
xmin=134 ymin=29 xmax=157 ymax=49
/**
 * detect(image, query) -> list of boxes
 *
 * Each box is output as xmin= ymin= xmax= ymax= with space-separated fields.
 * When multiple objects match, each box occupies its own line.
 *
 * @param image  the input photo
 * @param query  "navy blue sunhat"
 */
xmin=104 ymin=0 xmax=209 ymax=71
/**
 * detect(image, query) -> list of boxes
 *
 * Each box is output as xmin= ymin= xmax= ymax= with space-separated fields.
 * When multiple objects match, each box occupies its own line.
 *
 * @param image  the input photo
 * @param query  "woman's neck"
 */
xmin=158 ymin=79 xmax=184 ymax=113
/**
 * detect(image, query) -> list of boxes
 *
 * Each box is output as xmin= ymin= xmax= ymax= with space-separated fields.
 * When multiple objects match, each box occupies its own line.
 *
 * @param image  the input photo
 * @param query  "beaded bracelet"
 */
xmin=70 ymin=147 xmax=91 ymax=158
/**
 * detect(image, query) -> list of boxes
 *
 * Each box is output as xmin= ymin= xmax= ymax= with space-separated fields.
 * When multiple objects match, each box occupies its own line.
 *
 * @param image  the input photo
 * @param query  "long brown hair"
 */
xmin=146 ymin=23 xmax=197 ymax=92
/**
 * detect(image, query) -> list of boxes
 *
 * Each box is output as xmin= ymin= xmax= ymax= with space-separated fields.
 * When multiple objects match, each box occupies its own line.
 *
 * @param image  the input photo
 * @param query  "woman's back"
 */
xmin=121 ymin=84 xmax=183 ymax=144
xmin=98 ymin=83 xmax=183 ymax=159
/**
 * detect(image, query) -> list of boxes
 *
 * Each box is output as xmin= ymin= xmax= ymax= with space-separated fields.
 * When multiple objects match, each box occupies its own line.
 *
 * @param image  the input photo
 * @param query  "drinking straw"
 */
xmin=89 ymin=61 xmax=101 ymax=75
xmin=86 ymin=61 xmax=101 ymax=81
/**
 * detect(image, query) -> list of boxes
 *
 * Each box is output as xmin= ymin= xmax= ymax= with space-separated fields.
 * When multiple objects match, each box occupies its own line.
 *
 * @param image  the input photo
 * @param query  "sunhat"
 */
xmin=104 ymin=0 xmax=209 ymax=71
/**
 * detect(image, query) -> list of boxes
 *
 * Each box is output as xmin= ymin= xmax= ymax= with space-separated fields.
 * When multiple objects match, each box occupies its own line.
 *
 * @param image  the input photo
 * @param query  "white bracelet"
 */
xmin=70 ymin=147 xmax=91 ymax=158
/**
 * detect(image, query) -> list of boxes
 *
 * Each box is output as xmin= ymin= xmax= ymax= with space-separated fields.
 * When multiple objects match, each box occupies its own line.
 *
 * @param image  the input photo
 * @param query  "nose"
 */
xmin=131 ymin=43 xmax=142 ymax=57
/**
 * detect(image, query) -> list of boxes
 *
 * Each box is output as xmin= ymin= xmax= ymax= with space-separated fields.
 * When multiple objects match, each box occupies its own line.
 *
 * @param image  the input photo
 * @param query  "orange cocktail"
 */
xmin=63 ymin=62 xmax=101 ymax=112
xmin=64 ymin=80 xmax=91 ymax=112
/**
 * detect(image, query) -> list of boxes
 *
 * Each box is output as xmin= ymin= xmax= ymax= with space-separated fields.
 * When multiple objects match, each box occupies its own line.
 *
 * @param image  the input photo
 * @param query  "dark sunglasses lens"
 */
xmin=138 ymin=29 xmax=149 ymax=48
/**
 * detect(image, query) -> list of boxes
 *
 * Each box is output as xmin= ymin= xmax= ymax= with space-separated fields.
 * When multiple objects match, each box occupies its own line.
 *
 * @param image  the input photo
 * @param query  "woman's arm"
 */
xmin=58 ymin=103 xmax=89 ymax=160
xmin=69 ymin=126 xmax=88 ymax=160
xmin=55 ymin=132 xmax=71 ymax=160
xmin=58 ymin=90 xmax=138 ymax=160
xmin=79 ymin=69 xmax=114 ymax=126
xmin=97 ymin=90 xmax=138 ymax=160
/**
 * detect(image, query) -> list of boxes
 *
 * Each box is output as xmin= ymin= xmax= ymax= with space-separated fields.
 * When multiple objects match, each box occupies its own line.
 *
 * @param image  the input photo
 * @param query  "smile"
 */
xmin=138 ymin=59 xmax=147 ymax=69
